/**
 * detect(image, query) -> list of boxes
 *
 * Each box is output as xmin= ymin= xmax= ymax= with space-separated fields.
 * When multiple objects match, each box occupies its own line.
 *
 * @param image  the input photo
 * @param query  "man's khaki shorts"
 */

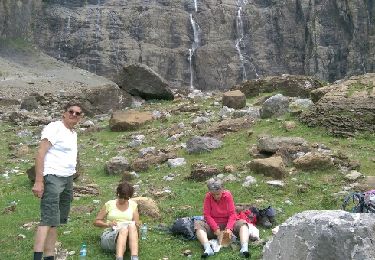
xmin=40 ymin=174 xmax=73 ymax=226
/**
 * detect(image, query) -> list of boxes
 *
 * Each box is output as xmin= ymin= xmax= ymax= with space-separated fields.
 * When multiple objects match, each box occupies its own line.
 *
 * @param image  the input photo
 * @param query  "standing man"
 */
xmin=32 ymin=102 xmax=83 ymax=260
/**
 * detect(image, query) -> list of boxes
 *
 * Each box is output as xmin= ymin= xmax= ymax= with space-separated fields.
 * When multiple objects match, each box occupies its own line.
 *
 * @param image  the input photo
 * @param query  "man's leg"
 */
xmin=33 ymin=226 xmax=49 ymax=260
xmin=35 ymin=175 xmax=64 ymax=260
xmin=44 ymin=227 xmax=57 ymax=257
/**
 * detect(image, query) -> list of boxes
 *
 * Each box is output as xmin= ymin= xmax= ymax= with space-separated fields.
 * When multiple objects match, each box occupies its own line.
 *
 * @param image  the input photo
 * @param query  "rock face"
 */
xmin=263 ymin=210 xmax=375 ymax=260
xmin=0 ymin=0 xmax=41 ymax=39
xmin=2 ymin=0 xmax=373 ymax=90
xmin=300 ymin=73 xmax=375 ymax=136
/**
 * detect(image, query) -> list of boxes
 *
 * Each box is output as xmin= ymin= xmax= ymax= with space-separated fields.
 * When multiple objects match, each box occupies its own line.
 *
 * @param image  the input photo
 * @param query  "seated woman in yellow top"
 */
xmin=94 ymin=181 xmax=140 ymax=260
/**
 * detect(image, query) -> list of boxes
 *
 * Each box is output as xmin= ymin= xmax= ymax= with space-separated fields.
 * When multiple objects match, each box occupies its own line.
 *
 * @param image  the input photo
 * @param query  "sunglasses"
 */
xmin=67 ymin=110 xmax=82 ymax=116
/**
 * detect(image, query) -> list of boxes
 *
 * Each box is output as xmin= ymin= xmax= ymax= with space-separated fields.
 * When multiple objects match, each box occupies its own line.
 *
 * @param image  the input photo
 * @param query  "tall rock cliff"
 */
xmin=0 ymin=0 xmax=41 ymax=39
xmin=1 ymin=0 xmax=375 ymax=90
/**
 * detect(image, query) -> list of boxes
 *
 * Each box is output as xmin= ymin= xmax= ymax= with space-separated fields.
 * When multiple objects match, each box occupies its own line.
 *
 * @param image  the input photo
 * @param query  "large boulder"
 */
xmin=300 ymin=74 xmax=375 ymax=137
xmin=260 ymin=94 xmax=290 ymax=118
xmin=248 ymin=156 xmax=287 ymax=179
xmin=105 ymin=156 xmax=131 ymax=175
xmin=109 ymin=110 xmax=153 ymax=131
xmin=263 ymin=210 xmax=375 ymax=260
xmin=132 ymin=197 xmax=161 ymax=219
xmin=232 ymin=75 xmax=324 ymax=98
xmin=293 ymin=152 xmax=333 ymax=170
xmin=257 ymin=136 xmax=308 ymax=154
xmin=222 ymin=90 xmax=246 ymax=109
xmin=186 ymin=136 xmax=223 ymax=154
xmin=116 ymin=64 xmax=174 ymax=100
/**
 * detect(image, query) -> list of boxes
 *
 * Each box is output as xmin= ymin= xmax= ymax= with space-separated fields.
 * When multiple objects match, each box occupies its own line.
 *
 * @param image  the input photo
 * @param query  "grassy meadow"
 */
xmin=0 ymin=94 xmax=374 ymax=260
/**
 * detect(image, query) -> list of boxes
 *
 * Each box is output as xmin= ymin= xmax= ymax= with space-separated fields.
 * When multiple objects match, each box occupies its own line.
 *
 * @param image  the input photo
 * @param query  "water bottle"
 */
xmin=140 ymin=223 xmax=148 ymax=240
xmin=79 ymin=242 xmax=87 ymax=259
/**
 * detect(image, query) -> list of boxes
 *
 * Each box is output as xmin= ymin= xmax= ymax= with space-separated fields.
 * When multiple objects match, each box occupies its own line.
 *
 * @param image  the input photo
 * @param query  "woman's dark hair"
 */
xmin=116 ymin=181 xmax=134 ymax=200
xmin=63 ymin=101 xmax=82 ymax=112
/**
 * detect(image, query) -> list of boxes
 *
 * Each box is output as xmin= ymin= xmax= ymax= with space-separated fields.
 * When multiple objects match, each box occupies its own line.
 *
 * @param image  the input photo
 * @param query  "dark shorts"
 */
xmin=194 ymin=219 xmax=247 ymax=239
xmin=40 ymin=174 xmax=73 ymax=226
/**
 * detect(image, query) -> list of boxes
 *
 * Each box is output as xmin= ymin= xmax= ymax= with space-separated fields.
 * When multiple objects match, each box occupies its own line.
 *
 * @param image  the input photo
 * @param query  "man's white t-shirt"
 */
xmin=41 ymin=121 xmax=78 ymax=177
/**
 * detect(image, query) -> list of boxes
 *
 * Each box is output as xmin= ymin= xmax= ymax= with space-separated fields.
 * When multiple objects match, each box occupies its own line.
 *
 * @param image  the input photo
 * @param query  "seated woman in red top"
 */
xmin=194 ymin=178 xmax=250 ymax=258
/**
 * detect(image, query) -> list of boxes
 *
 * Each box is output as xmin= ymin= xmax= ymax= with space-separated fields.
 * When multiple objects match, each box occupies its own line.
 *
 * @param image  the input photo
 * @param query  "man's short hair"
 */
xmin=63 ymin=101 xmax=82 ymax=112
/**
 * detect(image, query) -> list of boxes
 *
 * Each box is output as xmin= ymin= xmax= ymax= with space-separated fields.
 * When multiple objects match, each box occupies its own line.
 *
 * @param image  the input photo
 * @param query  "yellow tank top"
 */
xmin=105 ymin=199 xmax=137 ymax=223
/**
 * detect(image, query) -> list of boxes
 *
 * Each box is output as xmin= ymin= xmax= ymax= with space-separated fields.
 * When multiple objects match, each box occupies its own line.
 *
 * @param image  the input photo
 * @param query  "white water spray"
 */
xmin=235 ymin=0 xmax=258 ymax=80
xmin=188 ymin=13 xmax=201 ymax=89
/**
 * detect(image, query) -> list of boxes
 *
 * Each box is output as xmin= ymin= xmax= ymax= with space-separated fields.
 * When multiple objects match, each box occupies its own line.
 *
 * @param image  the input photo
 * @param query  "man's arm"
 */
xmin=32 ymin=139 xmax=52 ymax=198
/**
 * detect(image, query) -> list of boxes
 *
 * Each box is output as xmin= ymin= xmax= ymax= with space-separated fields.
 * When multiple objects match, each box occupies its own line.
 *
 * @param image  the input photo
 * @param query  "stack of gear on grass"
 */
xmin=342 ymin=190 xmax=375 ymax=213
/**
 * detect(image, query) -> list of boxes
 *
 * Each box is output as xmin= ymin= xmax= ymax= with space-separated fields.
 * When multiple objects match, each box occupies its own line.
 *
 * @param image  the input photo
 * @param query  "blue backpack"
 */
xmin=342 ymin=190 xmax=375 ymax=213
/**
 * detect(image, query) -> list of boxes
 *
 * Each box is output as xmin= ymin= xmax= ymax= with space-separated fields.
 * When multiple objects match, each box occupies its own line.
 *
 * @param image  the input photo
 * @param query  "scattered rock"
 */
xmin=257 ymin=135 xmax=308 ymax=154
xmin=20 ymin=96 xmax=39 ymax=111
xmin=293 ymin=153 xmax=333 ymax=171
xmin=260 ymin=94 xmax=289 ymax=118
xmin=207 ymin=117 xmax=255 ymax=138
xmin=283 ymin=121 xmax=296 ymax=131
xmin=167 ymin=158 xmax=186 ymax=167
xmin=242 ymin=176 xmax=257 ymax=187
xmin=344 ymin=170 xmax=363 ymax=181
xmin=131 ymin=151 xmax=175 ymax=172
xmin=73 ymin=184 xmax=100 ymax=197
xmin=109 ymin=110 xmax=153 ymax=131
xmin=105 ymin=156 xmax=131 ymax=175
xmin=186 ymin=136 xmax=222 ymax=154
xmin=132 ymin=197 xmax=161 ymax=218
xmin=222 ymin=90 xmax=246 ymax=109
xmin=248 ymin=156 xmax=287 ymax=179
xmin=188 ymin=163 xmax=220 ymax=181
xmin=266 ymin=180 xmax=285 ymax=187
xmin=223 ymin=165 xmax=236 ymax=173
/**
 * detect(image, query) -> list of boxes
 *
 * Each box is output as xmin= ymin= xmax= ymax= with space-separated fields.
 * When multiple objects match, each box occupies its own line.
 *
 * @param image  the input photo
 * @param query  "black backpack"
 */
xmin=342 ymin=190 xmax=375 ymax=213
xmin=170 ymin=217 xmax=196 ymax=240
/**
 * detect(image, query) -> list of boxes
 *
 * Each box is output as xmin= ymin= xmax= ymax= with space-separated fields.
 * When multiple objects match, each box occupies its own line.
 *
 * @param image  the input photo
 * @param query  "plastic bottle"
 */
xmin=79 ymin=242 xmax=87 ymax=259
xmin=140 ymin=223 xmax=148 ymax=240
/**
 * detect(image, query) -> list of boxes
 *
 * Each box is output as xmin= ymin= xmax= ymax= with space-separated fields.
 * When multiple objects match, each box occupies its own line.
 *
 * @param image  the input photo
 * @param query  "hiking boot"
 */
xmin=240 ymin=249 xmax=251 ymax=258
xmin=241 ymin=251 xmax=251 ymax=258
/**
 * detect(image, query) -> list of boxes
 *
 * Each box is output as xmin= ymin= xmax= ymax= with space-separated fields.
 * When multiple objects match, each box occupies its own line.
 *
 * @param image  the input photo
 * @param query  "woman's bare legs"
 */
xmin=128 ymin=223 xmax=139 ymax=256
xmin=116 ymin=227 xmax=129 ymax=258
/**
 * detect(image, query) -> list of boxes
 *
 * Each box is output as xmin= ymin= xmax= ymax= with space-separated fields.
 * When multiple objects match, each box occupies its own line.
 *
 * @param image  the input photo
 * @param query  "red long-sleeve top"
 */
xmin=203 ymin=190 xmax=237 ymax=231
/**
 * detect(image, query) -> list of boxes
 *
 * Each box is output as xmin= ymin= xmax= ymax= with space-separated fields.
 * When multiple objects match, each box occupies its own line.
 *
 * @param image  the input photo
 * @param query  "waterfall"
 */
xmin=194 ymin=0 xmax=198 ymax=12
xmin=190 ymin=14 xmax=200 ymax=52
xmin=188 ymin=13 xmax=201 ymax=89
xmin=235 ymin=1 xmax=247 ymax=81
xmin=235 ymin=0 xmax=258 ymax=80
xmin=188 ymin=49 xmax=193 ymax=88
xmin=91 ymin=0 xmax=102 ymax=74
xmin=58 ymin=14 xmax=71 ymax=61
xmin=108 ymin=10 xmax=121 ymax=72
